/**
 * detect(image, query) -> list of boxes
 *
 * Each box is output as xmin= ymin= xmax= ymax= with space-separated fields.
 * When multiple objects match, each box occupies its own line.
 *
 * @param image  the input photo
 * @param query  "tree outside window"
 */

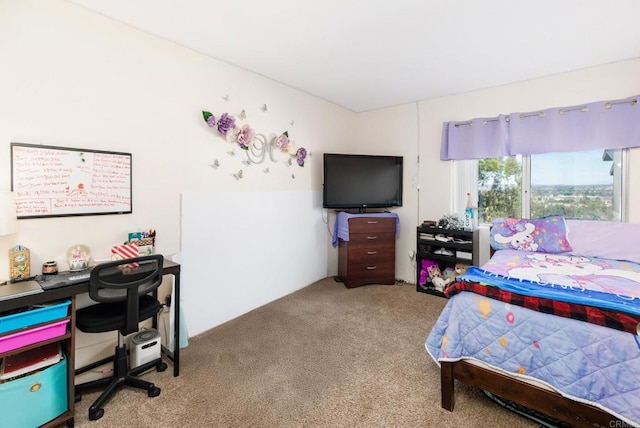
xmin=477 ymin=156 xmax=522 ymax=223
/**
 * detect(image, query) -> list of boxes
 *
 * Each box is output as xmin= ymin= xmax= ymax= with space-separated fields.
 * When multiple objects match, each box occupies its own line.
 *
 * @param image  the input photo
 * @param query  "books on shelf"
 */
xmin=0 ymin=342 xmax=62 ymax=381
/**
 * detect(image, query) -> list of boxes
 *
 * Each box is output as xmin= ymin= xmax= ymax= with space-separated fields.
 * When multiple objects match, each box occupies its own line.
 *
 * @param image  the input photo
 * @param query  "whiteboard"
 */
xmin=10 ymin=143 xmax=132 ymax=218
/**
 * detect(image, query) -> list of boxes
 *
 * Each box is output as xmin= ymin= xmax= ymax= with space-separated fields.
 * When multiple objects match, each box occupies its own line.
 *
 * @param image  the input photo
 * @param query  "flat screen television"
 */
xmin=322 ymin=153 xmax=403 ymax=210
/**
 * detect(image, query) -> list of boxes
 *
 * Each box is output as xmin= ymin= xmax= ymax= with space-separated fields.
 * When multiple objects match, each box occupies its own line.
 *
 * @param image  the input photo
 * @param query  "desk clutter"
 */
xmin=9 ymin=245 xmax=30 ymax=282
xmin=37 ymin=270 xmax=91 ymax=290
xmin=1 ymin=229 xmax=157 ymax=287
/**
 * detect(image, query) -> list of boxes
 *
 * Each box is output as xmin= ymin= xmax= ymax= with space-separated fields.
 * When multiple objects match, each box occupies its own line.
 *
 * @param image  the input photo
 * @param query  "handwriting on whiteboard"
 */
xmin=11 ymin=144 xmax=132 ymax=218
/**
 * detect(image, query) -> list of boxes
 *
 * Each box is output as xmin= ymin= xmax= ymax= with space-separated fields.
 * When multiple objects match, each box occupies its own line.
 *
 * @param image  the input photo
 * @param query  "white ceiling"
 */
xmin=67 ymin=0 xmax=640 ymax=112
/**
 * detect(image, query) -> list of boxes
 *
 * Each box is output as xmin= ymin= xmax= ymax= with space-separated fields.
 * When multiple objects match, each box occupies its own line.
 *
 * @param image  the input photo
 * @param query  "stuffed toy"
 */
xmin=427 ymin=265 xmax=442 ymax=280
xmin=454 ymin=263 xmax=469 ymax=277
xmin=442 ymin=267 xmax=455 ymax=280
xmin=432 ymin=276 xmax=447 ymax=292
xmin=419 ymin=259 xmax=439 ymax=285
xmin=425 ymin=264 xmax=446 ymax=292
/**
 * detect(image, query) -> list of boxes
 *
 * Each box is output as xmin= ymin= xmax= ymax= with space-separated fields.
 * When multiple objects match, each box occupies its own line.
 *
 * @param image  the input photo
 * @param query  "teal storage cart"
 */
xmin=0 ymin=355 xmax=68 ymax=427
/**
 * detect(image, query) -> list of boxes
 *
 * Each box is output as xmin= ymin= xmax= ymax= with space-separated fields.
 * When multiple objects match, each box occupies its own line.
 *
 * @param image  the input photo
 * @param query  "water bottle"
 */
xmin=464 ymin=192 xmax=477 ymax=231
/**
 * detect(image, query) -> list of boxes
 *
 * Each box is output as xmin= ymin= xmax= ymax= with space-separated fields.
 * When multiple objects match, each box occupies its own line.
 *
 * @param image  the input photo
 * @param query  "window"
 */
xmin=461 ymin=149 xmax=625 ymax=223
xmin=477 ymin=155 xmax=522 ymax=223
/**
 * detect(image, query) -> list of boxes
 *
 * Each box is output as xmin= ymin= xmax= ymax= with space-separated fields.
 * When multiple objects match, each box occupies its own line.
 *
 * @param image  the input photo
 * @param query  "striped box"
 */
xmin=110 ymin=244 xmax=139 ymax=266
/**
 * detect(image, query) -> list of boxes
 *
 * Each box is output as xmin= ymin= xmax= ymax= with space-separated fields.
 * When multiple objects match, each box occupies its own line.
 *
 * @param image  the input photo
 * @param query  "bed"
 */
xmin=425 ymin=217 xmax=640 ymax=428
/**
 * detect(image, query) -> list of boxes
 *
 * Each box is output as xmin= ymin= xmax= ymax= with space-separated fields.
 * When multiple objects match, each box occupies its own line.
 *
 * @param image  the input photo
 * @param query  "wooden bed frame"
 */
xmin=440 ymin=360 xmax=624 ymax=428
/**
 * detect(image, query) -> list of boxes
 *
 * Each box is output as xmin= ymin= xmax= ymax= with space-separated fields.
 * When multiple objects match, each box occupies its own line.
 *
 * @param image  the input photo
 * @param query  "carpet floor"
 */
xmin=74 ymin=277 xmax=538 ymax=427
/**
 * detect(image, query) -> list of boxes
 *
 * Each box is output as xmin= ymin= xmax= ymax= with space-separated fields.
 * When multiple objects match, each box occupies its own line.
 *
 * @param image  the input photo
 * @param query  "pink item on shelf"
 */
xmin=0 ymin=319 xmax=70 ymax=353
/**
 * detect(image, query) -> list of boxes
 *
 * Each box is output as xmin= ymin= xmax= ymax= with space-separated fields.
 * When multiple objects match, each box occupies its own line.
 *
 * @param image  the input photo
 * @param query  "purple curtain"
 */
xmin=441 ymin=95 xmax=640 ymax=160
xmin=440 ymin=115 xmax=510 ymax=160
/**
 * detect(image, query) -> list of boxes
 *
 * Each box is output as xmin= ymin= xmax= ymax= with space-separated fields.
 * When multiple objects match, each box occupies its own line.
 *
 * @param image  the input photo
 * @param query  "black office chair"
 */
xmin=75 ymin=254 xmax=168 ymax=421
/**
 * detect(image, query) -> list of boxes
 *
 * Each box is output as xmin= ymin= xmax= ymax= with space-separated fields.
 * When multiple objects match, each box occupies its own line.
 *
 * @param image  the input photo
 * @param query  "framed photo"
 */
xmin=11 ymin=143 xmax=132 ymax=218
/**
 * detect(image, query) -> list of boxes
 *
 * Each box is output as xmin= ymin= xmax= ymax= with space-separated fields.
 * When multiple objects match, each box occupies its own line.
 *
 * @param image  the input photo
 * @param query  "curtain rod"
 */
xmin=520 ymin=97 xmax=637 ymax=120
xmin=453 ymin=97 xmax=638 ymax=127
xmin=454 ymin=117 xmax=509 ymax=127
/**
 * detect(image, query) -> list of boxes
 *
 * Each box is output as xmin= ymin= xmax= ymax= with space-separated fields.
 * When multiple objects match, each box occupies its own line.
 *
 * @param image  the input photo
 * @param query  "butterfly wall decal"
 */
xmin=233 ymin=170 xmax=243 ymax=180
xmin=209 ymin=159 xmax=220 ymax=169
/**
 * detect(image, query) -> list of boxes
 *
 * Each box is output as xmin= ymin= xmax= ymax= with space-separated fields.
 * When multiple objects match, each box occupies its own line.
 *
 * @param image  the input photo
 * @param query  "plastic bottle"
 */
xmin=464 ymin=192 xmax=477 ymax=231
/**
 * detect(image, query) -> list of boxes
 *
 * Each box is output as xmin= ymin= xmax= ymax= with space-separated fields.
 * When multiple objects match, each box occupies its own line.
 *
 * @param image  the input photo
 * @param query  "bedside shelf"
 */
xmin=416 ymin=226 xmax=478 ymax=296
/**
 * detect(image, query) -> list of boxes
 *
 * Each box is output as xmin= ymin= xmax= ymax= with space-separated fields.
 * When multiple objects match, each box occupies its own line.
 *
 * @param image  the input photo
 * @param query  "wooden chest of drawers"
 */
xmin=338 ymin=216 xmax=396 ymax=288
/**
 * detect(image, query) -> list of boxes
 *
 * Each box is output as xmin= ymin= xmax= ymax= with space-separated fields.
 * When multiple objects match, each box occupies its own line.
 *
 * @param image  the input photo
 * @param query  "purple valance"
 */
xmin=440 ymin=115 xmax=510 ymax=160
xmin=441 ymin=95 xmax=640 ymax=160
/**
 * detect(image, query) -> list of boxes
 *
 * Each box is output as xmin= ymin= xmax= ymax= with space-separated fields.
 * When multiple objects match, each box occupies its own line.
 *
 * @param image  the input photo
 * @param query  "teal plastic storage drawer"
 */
xmin=0 ymin=355 xmax=68 ymax=427
xmin=0 ymin=299 xmax=71 ymax=334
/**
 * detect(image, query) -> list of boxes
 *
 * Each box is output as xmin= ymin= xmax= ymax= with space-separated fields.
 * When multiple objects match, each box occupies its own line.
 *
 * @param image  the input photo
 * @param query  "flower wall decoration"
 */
xmin=202 ymin=110 xmax=307 ymax=167
xmin=236 ymin=124 xmax=256 ymax=149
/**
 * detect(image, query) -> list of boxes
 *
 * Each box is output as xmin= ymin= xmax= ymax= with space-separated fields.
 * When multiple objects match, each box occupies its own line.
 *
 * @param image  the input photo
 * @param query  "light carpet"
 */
xmin=74 ymin=277 xmax=538 ymax=427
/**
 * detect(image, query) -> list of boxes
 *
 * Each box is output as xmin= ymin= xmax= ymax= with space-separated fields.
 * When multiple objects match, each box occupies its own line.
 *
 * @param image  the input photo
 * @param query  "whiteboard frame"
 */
xmin=10 ymin=142 xmax=133 ymax=219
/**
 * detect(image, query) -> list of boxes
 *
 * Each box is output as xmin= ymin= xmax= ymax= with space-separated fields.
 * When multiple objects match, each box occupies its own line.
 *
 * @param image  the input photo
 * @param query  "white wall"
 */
xmin=0 ymin=0 xmax=354 ymax=353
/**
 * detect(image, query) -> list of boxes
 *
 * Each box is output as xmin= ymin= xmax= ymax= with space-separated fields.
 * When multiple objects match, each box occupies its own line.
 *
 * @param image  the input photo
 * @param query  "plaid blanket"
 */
xmin=444 ymin=280 xmax=640 ymax=334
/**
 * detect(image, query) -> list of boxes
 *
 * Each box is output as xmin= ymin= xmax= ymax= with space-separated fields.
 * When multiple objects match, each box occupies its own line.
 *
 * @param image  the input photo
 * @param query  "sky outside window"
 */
xmin=531 ymin=151 xmax=612 ymax=186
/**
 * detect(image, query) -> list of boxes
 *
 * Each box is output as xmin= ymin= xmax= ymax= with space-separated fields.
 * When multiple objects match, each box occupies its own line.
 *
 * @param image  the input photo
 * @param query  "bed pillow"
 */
xmin=565 ymin=219 xmax=640 ymax=263
xmin=490 ymin=216 xmax=572 ymax=253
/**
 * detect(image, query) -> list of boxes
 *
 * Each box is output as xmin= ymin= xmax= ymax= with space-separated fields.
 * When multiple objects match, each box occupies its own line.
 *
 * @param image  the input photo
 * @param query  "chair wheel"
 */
xmin=157 ymin=362 xmax=168 ymax=372
xmin=89 ymin=408 xmax=104 ymax=421
xmin=148 ymin=385 xmax=161 ymax=397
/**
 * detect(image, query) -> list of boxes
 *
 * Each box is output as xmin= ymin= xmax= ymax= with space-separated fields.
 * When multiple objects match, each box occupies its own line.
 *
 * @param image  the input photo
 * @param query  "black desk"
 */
xmin=0 ymin=260 xmax=181 ymax=427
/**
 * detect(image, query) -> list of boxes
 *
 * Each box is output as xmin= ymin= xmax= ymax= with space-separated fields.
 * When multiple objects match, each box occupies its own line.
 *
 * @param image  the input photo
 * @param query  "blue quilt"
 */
xmin=460 ymin=249 xmax=640 ymax=316
xmin=426 ymin=291 xmax=640 ymax=426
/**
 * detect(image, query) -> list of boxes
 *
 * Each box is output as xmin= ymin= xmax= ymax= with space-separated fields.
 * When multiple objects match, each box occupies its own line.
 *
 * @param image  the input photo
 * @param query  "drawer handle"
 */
xmin=367 ymin=221 xmax=378 ymax=224
xmin=30 ymin=383 xmax=42 ymax=392
xmin=366 ymin=266 xmax=377 ymax=270
xmin=366 ymin=251 xmax=378 ymax=255
xmin=367 ymin=236 xmax=377 ymax=240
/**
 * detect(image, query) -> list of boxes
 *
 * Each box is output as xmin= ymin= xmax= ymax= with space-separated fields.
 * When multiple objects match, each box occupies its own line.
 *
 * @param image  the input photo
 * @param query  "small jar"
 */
xmin=42 ymin=261 xmax=58 ymax=275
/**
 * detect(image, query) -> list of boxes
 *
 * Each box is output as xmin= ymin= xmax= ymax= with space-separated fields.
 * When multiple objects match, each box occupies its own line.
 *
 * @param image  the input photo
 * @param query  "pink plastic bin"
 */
xmin=0 ymin=319 xmax=70 ymax=353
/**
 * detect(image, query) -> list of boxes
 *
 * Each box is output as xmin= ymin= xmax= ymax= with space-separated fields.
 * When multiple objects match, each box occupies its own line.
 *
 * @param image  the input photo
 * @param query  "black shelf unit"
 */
xmin=416 ymin=226 xmax=479 ymax=296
